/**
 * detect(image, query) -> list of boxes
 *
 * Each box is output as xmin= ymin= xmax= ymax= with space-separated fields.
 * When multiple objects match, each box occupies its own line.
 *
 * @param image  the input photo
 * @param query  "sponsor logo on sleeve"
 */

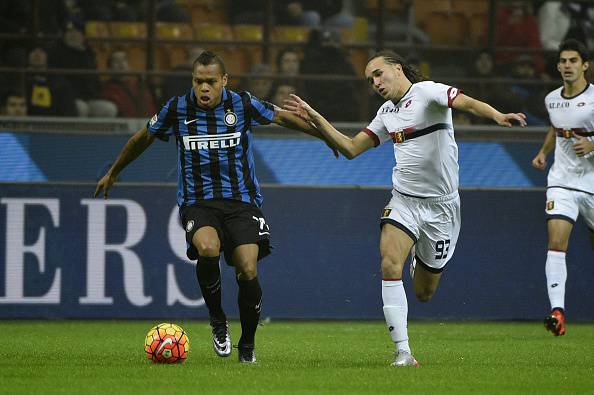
xmin=546 ymin=201 xmax=554 ymax=211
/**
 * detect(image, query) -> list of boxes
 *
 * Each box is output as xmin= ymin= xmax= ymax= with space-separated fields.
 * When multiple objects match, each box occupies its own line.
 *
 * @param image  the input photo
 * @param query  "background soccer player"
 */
xmin=285 ymin=50 xmax=526 ymax=366
xmin=531 ymin=39 xmax=594 ymax=337
xmin=95 ymin=51 xmax=335 ymax=363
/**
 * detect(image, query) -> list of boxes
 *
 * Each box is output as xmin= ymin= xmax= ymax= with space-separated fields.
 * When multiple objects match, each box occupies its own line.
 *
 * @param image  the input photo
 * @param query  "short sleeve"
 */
xmin=147 ymin=97 xmax=177 ymax=141
xmin=363 ymin=111 xmax=391 ymax=147
xmin=425 ymin=81 xmax=463 ymax=108
xmin=246 ymin=92 xmax=275 ymax=126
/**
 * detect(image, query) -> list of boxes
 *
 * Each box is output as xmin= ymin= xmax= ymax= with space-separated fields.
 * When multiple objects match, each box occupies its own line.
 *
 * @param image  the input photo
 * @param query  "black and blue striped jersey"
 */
xmin=147 ymin=88 xmax=275 ymax=208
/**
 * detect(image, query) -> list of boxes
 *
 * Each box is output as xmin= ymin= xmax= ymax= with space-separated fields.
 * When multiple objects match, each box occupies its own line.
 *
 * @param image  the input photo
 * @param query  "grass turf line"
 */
xmin=0 ymin=321 xmax=592 ymax=394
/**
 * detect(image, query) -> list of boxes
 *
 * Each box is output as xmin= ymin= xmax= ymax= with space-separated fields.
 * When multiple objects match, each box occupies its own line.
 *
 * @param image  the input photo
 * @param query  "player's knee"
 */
xmin=237 ymin=267 xmax=257 ymax=280
xmin=380 ymin=255 xmax=403 ymax=276
xmin=547 ymin=238 xmax=568 ymax=251
xmin=194 ymin=239 xmax=220 ymax=257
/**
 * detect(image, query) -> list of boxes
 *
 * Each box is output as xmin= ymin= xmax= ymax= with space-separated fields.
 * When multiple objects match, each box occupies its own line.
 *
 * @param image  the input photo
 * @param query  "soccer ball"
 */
xmin=145 ymin=322 xmax=190 ymax=363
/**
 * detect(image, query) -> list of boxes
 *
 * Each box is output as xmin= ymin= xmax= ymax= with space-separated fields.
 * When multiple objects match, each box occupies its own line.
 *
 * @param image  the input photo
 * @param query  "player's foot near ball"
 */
xmin=211 ymin=319 xmax=232 ymax=357
xmin=391 ymin=351 xmax=419 ymax=367
xmin=544 ymin=308 xmax=566 ymax=336
xmin=237 ymin=344 xmax=256 ymax=363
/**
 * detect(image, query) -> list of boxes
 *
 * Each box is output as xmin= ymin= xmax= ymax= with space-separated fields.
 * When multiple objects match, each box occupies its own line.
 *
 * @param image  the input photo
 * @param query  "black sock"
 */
xmin=196 ymin=256 xmax=226 ymax=322
xmin=237 ymin=277 xmax=262 ymax=347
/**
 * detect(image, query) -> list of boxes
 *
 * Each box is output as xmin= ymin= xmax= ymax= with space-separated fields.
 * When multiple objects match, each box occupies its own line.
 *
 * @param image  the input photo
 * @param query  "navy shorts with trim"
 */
xmin=180 ymin=199 xmax=272 ymax=265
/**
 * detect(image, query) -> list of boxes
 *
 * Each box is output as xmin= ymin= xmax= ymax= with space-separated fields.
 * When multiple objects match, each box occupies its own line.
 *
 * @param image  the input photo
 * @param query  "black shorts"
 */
xmin=180 ymin=199 xmax=272 ymax=265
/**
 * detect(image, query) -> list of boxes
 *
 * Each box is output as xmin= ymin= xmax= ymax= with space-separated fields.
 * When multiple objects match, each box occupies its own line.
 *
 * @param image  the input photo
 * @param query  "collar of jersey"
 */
xmin=560 ymin=82 xmax=590 ymax=100
xmin=188 ymin=87 xmax=228 ymax=110
xmin=391 ymin=83 xmax=414 ymax=106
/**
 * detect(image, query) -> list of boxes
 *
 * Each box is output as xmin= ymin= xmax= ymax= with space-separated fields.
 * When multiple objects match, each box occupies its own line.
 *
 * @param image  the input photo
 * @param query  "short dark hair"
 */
xmin=192 ymin=50 xmax=226 ymax=75
xmin=558 ymin=39 xmax=589 ymax=63
xmin=368 ymin=50 xmax=425 ymax=83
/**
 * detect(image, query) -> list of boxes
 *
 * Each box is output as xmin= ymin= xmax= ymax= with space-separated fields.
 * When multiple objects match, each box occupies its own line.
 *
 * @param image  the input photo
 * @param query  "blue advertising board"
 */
xmin=1 ymin=183 xmax=592 ymax=320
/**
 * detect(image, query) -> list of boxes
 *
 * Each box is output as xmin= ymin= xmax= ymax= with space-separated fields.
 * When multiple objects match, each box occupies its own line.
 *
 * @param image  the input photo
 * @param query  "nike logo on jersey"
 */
xmin=258 ymin=231 xmax=270 ymax=236
xmin=184 ymin=118 xmax=199 ymax=125
xmin=157 ymin=338 xmax=173 ymax=355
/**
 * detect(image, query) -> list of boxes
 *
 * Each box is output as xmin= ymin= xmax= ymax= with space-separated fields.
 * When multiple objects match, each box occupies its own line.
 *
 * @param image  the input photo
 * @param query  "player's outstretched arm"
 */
xmin=284 ymin=94 xmax=374 ymax=159
xmin=272 ymin=105 xmax=339 ymax=157
xmin=532 ymin=127 xmax=555 ymax=170
xmin=452 ymin=94 xmax=527 ymax=127
xmin=94 ymin=126 xmax=156 ymax=199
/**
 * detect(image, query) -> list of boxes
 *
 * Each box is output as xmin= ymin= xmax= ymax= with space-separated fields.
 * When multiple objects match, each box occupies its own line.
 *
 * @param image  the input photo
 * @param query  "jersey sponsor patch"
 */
xmin=393 ymin=130 xmax=405 ymax=144
xmin=382 ymin=208 xmax=392 ymax=217
xmin=562 ymin=129 xmax=572 ymax=139
xmin=546 ymin=201 xmax=554 ymax=211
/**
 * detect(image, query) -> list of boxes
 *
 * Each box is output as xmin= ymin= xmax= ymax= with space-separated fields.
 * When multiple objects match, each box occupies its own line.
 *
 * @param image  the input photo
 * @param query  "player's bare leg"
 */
xmin=232 ymin=244 xmax=260 ymax=363
xmin=380 ymin=224 xmax=419 ymax=367
xmin=193 ymin=227 xmax=232 ymax=356
xmin=544 ymin=219 xmax=573 ymax=336
xmin=412 ymin=263 xmax=443 ymax=303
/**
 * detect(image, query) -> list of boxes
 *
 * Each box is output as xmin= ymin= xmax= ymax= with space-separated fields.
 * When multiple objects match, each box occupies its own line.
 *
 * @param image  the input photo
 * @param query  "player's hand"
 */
xmin=495 ymin=112 xmax=527 ymax=128
xmin=284 ymin=94 xmax=317 ymax=122
xmin=531 ymin=152 xmax=547 ymax=170
xmin=94 ymin=172 xmax=117 ymax=199
xmin=572 ymin=132 xmax=594 ymax=157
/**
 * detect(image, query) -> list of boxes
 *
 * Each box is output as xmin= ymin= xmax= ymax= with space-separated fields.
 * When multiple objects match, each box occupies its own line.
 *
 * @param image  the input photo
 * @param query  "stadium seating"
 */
xmin=85 ymin=21 xmax=111 ymax=72
xmin=272 ymin=26 xmax=311 ymax=43
xmin=155 ymin=22 xmax=194 ymax=70
xmin=193 ymin=24 xmax=233 ymax=41
xmin=108 ymin=22 xmax=148 ymax=71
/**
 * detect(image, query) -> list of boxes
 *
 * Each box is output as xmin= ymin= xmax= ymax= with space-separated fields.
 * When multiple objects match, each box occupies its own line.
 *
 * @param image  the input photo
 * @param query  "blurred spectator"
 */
xmin=495 ymin=2 xmax=544 ymax=73
xmin=322 ymin=0 xmax=356 ymax=29
xmin=244 ymin=63 xmax=274 ymax=101
xmin=563 ymin=2 xmax=594 ymax=49
xmin=506 ymin=55 xmax=547 ymax=125
xmin=102 ymin=50 xmax=157 ymax=118
xmin=163 ymin=46 xmax=205 ymax=99
xmin=49 ymin=20 xmax=117 ymax=117
xmin=270 ymin=82 xmax=297 ymax=107
xmin=275 ymin=1 xmax=321 ymax=27
xmin=1 ymin=91 xmax=27 ymax=117
xmin=300 ymin=28 xmax=360 ymax=121
xmin=26 ymin=46 xmax=77 ymax=116
xmin=369 ymin=0 xmax=430 ymax=44
xmin=538 ymin=2 xmax=571 ymax=50
xmin=276 ymin=47 xmax=301 ymax=76
xmin=464 ymin=50 xmax=507 ymax=124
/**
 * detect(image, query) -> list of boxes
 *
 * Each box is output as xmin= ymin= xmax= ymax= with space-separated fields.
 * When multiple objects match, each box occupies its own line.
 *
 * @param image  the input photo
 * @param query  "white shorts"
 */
xmin=380 ymin=190 xmax=461 ymax=272
xmin=546 ymin=187 xmax=594 ymax=230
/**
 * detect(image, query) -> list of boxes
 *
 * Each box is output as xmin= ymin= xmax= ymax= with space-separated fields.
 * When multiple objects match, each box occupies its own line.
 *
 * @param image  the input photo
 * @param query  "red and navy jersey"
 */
xmin=147 ymin=88 xmax=275 ymax=207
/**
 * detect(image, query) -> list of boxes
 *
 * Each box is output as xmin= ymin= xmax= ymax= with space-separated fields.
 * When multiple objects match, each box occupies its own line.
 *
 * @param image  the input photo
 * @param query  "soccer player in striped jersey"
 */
xmin=94 ymin=51 xmax=336 ymax=363
xmin=285 ymin=50 xmax=526 ymax=366
xmin=532 ymin=39 xmax=594 ymax=337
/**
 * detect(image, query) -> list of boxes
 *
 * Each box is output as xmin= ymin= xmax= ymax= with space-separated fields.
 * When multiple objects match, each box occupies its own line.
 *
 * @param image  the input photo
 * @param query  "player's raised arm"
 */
xmin=94 ymin=126 xmax=156 ymax=199
xmin=284 ymin=94 xmax=374 ymax=159
xmin=271 ymin=105 xmax=339 ymax=158
xmin=451 ymin=93 xmax=527 ymax=127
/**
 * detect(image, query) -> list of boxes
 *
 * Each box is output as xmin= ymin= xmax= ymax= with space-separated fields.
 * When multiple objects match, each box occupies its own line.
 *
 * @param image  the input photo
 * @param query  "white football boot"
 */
xmin=391 ymin=351 xmax=419 ymax=367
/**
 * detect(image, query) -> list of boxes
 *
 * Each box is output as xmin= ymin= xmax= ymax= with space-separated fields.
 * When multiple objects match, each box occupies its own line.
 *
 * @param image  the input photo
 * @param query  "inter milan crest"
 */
xmin=224 ymin=110 xmax=237 ymax=126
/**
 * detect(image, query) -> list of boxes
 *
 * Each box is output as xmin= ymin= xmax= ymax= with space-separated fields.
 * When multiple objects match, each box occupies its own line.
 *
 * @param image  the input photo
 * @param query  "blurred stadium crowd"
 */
xmin=0 ymin=0 xmax=593 ymax=123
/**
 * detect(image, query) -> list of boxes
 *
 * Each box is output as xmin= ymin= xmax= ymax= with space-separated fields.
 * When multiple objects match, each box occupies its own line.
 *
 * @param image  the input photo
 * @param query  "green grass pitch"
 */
xmin=1 ymin=320 xmax=593 ymax=394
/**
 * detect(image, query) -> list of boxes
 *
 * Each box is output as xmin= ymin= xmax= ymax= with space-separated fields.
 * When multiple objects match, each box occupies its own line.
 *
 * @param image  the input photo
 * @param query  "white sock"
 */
xmin=382 ymin=279 xmax=410 ymax=353
xmin=545 ymin=250 xmax=567 ymax=310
